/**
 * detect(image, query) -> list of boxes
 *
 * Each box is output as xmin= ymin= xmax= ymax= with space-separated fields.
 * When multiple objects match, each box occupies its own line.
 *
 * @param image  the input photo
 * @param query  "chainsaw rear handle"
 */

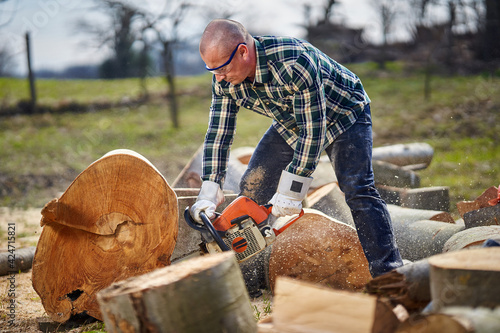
xmin=184 ymin=207 xmax=230 ymax=251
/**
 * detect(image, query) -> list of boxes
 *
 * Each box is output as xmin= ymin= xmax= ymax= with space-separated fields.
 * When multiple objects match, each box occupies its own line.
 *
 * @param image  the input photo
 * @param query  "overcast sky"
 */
xmin=1 ymin=0 xmax=408 ymax=75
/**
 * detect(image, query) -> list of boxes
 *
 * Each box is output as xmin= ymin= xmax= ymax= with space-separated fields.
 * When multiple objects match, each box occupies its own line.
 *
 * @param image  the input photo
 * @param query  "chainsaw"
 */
xmin=184 ymin=196 xmax=303 ymax=263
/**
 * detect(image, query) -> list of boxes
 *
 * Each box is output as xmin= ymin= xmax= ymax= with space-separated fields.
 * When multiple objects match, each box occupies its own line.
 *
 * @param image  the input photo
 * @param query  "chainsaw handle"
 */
xmin=273 ymin=209 xmax=305 ymax=236
xmin=184 ymin=207 xmax=230 ymax=252
xmin=199 ymin=212 xmax=231 ymax=251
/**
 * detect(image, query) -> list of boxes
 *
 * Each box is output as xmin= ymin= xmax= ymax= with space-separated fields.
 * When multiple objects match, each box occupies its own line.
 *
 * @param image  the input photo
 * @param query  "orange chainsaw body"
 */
xmin=211 ymin=196 xmax=271 ymax=232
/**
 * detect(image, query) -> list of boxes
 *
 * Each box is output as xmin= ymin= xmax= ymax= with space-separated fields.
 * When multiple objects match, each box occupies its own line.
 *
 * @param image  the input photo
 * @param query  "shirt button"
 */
xmin=246 ymin=106 xmax=251 ymax=109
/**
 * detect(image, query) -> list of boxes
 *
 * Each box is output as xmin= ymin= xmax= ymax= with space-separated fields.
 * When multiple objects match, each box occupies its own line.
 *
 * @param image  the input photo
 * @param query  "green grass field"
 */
xmin=1 ymin=64 xmax=498 ymax=216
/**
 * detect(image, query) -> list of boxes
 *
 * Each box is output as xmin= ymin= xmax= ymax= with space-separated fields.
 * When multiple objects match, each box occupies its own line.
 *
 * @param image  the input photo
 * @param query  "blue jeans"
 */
xmin=239 ymin=105 xmax=403 ymax=277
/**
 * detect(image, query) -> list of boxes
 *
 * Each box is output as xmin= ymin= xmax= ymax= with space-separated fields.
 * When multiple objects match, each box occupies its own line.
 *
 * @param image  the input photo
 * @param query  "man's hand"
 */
xmin=190 ymin=181 xmax=224 ymax=222
xmin=269 ymin=170 xmax=313 ymax=217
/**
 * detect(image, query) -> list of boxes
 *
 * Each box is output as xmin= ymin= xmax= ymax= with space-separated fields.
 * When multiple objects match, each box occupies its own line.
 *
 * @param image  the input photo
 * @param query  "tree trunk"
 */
xmin=429 ymin=247 xmax=500 ymax=311
xmin=32 ymin=149 xmax=178 ymax=322
xmin=97 ymin=252 xmax=257 ymax=333
xmin=25 ymin=32 xmax=36 ymax=113
xmin=163 ymin=41 xmax=179 ymax=129
xmin=268 ymin=210 xmax=371 ymax=292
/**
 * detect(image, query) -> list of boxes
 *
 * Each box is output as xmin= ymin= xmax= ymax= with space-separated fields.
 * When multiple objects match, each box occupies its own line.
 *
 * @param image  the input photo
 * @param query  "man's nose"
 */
xmin=215 ymin=74 xmax=226 ymax=82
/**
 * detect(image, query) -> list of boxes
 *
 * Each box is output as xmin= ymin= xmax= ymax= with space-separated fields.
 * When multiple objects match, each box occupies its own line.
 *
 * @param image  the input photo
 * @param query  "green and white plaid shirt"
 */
xmin=202 ymin=36 xmax=370 ymax=186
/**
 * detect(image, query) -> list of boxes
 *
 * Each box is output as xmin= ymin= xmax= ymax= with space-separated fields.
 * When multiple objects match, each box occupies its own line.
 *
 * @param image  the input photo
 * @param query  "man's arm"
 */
xmin=201 ymin=87 xmax=239 ymax=187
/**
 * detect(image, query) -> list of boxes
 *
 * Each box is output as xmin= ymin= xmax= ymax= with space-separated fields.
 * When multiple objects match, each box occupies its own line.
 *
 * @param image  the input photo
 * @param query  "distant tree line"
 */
xmin=305 ymin=0 xmax=500 ymax=75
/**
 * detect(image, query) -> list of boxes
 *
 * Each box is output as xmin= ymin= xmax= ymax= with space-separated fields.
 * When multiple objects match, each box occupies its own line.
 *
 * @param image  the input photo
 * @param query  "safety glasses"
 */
xmin=205 ymin=42 xmax=246 ymax=75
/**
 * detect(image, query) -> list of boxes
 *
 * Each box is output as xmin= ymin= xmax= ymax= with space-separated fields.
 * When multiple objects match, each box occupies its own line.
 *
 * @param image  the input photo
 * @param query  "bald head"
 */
xmin=200 ymin=19 xmax=252 ymax=57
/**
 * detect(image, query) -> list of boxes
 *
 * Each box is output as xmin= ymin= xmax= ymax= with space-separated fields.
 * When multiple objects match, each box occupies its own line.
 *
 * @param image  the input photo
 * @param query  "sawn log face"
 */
xmin=32 ymin=149 xmax=178 ymax=322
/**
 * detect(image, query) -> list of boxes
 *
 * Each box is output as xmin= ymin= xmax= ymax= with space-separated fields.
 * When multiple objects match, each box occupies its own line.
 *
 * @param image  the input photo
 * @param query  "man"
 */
xmin=191 ymin=18 xmax=403 ymax=277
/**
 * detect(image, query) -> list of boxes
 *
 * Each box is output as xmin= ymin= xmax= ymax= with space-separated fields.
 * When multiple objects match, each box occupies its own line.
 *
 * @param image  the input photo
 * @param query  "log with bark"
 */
xmin=456 ymin=186 xmax=498 ymax=218
xmin=0 ymin=246 xmax=36 ymax=276
xmin=267 ymin=210 xmax=371 ymax=292
xmin=442 ymin=226 xmax=500 ymax=252
xmin=97 ymin=252 xmax=257 ymax=333
xmin=372 ymin=142 xmax=434 ymax=168
xmin=429 ymin=247 xmax=500 ymax=311
xmin=32 ymin=149 xmax=178 ymax=322
xmin=365 ymin=258 xmax=432 ymax=312
xmin=391 ymin=219 xmax=464 ymax=261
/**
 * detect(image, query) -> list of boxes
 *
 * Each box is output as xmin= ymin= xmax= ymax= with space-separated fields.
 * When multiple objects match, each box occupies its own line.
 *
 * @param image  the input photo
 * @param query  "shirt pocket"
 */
xmin=235 ymin=97 xmax=267 ymax=116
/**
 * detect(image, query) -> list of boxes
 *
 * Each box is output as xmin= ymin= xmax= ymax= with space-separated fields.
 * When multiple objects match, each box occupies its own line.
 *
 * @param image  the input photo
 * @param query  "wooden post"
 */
xmin=25 ymin=32 xmax=37 ymax=113
xmin=97 ymin=252 xmax=257 ymax=333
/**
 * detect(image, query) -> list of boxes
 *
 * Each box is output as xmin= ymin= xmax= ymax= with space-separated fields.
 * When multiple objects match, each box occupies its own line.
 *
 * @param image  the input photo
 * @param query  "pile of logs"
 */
xmin=23 ymin=143 xmax=500 ymax=332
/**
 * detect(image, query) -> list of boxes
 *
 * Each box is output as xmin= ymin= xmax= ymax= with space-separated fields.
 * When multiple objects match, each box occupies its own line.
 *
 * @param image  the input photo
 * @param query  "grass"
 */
xmin=0 ymin=65 xmax=498 ymax=214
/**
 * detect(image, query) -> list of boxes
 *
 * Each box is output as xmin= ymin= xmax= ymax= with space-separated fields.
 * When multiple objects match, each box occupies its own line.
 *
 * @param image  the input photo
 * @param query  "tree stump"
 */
xmin=429 ymin=247 xmax=500 ymax=311
xmin=268 ymin=210 xmax=371 ymax=292
xmin=97 ymin=252 xmax=257 ymax=333
xmin=32 ymin=149 xmax=178 ymax=322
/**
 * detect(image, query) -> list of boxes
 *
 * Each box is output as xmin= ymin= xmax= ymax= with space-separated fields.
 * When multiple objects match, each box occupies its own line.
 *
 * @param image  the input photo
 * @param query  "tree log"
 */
xmin=392 ymin=219 xmax=464 ymax=261
xmin=443 ymin=226 xmax=500 ymax=252
xmin=463 ymin=205 xmax=500 ymax=229
xmin=268 ymin=210 xmax=371 ymax=292
xmin=365 ymin=258 xmax=432 ymax=312
xmin=0 ymin=246 xmax=36 ymax=276
xmin=429 ymin=247 xmax=500 ymax=311
xmin=373 ymin=160 xmax=420 ymax=188
xmin=267 ymin=277 xmax=406 ymax=333
xmin=97 ymin=252 xmax=257 ymax=333
xmin=32 ymin=149 xmax=178 ymax=322
xmin=372 ymin=142 xmax=434 ymax=167
xmin=456 ymin=186 xmax=498 ymax=218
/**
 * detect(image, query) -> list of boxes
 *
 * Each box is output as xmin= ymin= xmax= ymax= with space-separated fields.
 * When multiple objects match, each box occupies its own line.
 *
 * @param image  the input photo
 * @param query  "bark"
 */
xmin=443 ymin=226 xmax=500 ymax=252
xmin=365 ymin=258 xmax=431 ymax=312
xmin=97 ymin=252 xmax=257 ymax=333
xmin=0 ymin=246 xmax=36 ymax=276
xmin=372 ymin=143 xmax=434 ymax=167
xmin=32 ymin=149 xmax=178 ymax=322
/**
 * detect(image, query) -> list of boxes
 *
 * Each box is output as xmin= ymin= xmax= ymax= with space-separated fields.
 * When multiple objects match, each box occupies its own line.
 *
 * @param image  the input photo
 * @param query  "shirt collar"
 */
xmin=253 ymin=37 xmax=269 ymax=84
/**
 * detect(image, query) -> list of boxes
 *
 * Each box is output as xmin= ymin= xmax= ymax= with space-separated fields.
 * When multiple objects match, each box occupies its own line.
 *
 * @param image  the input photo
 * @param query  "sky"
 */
xmin=0 ymin=0 xmax=399 ymax=76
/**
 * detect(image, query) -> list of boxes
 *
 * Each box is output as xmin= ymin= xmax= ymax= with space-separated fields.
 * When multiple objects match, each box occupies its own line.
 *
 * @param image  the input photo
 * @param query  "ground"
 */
xmin=0 ymin=207 xmax=271 ymax=332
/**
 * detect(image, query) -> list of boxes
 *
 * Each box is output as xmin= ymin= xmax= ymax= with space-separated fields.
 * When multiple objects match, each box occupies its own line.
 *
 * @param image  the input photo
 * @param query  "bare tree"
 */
xmin=139 ymin=1 xmax=192 ymax=129
xmin=76 ymin=0 xmax=144 ymax=78
xmin=371 ymin=0 xmax=402 ymax=69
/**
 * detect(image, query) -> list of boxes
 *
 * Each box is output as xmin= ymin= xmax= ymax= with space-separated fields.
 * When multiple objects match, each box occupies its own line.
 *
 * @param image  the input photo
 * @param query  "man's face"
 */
xmin=202 ymin=43 xmax=249 ymax=85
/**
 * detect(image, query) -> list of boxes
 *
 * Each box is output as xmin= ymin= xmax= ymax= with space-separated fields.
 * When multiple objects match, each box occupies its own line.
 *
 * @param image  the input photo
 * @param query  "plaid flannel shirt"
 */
xmin=202 ymin=36 xmax=370 ymax=186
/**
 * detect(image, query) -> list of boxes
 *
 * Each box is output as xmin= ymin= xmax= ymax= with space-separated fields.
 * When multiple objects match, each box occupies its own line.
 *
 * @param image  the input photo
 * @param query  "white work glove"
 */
xmin=269 ymin=170 xmax=313 ymax=217
xmin=190 ymin=181 xmax=225 ymax=222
